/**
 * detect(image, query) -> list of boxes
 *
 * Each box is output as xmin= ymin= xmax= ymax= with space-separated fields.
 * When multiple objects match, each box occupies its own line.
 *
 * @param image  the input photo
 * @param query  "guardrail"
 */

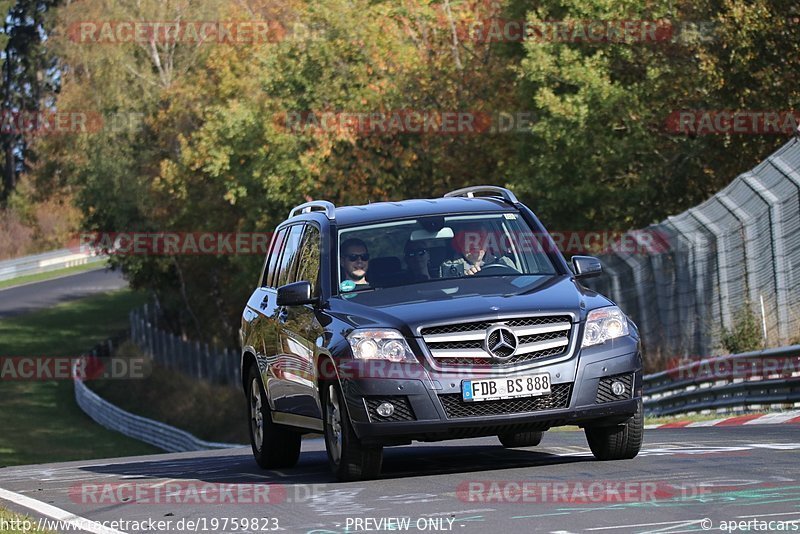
xmin=0 ymin=247 xmax=105 ymax=282
xmin=72 ymin=337 xmax=243 ymax=452
xmin=643 ymin=345 xmax=800 ymax=416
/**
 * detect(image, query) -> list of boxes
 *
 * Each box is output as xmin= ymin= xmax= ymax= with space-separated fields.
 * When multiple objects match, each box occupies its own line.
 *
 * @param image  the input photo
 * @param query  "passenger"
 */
xmin=340 ymin=238 xmax=370 ymax=287
xmin=404 ymin=240 xmax=432 ymax=282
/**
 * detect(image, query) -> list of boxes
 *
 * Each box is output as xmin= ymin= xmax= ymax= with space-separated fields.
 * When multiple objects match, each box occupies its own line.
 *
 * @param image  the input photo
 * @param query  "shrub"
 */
xmin=719 ymin=302 xmax=764 ymax=354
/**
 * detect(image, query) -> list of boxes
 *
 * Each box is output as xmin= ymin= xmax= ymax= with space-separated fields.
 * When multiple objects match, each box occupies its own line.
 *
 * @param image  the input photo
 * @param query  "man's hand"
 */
xmin=464 ymin=250 xmax=485 ymax=275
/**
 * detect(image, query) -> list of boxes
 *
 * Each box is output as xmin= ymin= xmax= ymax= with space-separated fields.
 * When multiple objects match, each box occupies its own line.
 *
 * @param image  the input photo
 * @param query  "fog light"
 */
xmin=611 ymin=381 xmax=626 ymax=396
xmin=376 ymin=402 xmax=395 ymax=417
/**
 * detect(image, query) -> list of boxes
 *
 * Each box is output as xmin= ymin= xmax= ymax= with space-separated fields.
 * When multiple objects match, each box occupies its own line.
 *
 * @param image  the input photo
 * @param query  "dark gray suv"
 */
xmin=240 ymin=186 xmax=643 ymax=481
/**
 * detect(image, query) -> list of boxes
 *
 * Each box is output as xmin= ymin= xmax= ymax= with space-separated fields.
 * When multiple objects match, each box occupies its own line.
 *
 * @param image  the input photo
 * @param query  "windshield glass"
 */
xmin=336 ymin=212 xmax=557 ymax=292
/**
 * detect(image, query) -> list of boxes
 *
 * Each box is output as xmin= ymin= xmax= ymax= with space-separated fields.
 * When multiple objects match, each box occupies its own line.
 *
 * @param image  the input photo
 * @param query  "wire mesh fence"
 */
xmin=587 ymin=137 xmax=800 ymax=369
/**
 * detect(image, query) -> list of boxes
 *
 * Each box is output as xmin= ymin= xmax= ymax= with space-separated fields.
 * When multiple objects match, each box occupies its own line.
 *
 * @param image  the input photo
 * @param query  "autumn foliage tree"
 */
xmin=30 ymin=0 xmax=800 ymax=345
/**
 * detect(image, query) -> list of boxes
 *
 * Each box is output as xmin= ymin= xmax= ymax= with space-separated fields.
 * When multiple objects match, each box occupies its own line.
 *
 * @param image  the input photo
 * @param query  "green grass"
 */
xmin=0 ymin=507 xmax=56 ymax=533
xmin=0 ymin=261 xmax=107 ymax=291
xmin=0 ymin=290 xmax=160 ymax=467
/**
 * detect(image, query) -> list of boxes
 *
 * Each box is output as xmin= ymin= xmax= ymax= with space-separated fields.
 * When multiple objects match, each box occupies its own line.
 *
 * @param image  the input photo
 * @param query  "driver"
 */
xmin=440 ymin=228 xmax=515 ymax=277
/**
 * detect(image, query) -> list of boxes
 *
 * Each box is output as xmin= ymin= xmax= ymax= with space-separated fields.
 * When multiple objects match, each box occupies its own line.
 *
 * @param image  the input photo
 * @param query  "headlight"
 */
xmin=582 ymin=306 xmax=630 ymax=347
xmin=347 ymin=329 xmax=417 ymax=362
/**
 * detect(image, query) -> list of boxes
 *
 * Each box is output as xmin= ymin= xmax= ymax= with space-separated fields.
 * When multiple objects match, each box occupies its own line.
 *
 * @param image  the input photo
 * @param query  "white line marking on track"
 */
xmin=0 ymin=486 xmax=128 ymax=534
xmin=735 ymin=511 xmax=800 ymax=519
xmin=585 ymin=519 xmax=707 ymax=531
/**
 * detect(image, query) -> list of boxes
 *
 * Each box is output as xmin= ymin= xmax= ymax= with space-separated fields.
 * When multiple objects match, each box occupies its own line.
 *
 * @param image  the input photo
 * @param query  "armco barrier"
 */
xmin=0 ymin=247 xmax=104 ymax=282
xmin=72 ymin=357 xmax=243 ymax=452
xmin=643 ymin=344 xmax=800 ymax=416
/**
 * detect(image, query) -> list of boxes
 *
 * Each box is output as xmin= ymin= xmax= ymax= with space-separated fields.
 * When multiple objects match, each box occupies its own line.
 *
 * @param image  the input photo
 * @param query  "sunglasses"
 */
xmin=345 ymin=253 xmax=370 ymax=262
xmin=405 ymin=249 xmax=428 ymax=258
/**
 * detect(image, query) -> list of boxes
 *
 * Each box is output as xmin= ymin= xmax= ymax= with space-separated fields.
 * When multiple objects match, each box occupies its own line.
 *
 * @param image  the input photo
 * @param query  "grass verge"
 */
xmin=0 ymin=507 xmax=56 ymax=534
xmin=0 ymin=261 xmax=107 ymax=291
xmin=89 ymin=342 xmax=249 ymax=444
xmin=0 ymin=290 xmax=160 ymax=467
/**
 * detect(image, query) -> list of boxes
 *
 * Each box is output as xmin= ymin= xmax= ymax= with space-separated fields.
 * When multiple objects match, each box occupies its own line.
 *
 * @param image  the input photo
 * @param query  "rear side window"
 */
xmin=295 ymin=225 xmax=321 ymax=296
xmin=276 ymin=225 xmax=305 ymax=287
xmin=264 ymin=228 xmax=288 ymax=288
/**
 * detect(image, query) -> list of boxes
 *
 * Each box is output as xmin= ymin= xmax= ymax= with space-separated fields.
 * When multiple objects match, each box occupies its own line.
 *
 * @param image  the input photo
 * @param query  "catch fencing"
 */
xmin=129 ymin=304 xmax=241 ymax=388
xmin=588 ymin=137 xmax=800 ymax=364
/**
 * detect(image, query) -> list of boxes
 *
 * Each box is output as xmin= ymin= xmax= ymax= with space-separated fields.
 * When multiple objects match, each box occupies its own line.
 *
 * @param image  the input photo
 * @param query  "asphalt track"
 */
xmin=2 ymin=271 xmax=799 ymax=533
xmin=0 ymin=268 xmax=127 ymax=318
xmin=1 ymin=425 xmax=799 ymax=533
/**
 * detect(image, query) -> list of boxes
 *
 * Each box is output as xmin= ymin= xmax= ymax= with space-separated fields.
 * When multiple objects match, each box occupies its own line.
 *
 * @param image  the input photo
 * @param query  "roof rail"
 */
xmin=443 ymin=185 xmax=519 ymax=204
xmin=288 ymin=200 xmax=336 ymax=220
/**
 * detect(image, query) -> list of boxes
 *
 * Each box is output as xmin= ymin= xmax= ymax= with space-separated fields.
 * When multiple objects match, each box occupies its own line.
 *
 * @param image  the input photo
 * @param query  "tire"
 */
xmin=247 ymin=364 xmax=301 ymax=469
xmin=322 ymin=380 xmax=383 ymax=481
xmin=498 ymin=430 xmax=544 ymax=448
xmin=584 ymin=399 xmax=644 ymax=461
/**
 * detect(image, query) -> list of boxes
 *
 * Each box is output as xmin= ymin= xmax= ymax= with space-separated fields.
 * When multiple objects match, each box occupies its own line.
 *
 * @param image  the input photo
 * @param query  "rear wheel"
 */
xmin=322 ymin=380 xmax=383 ymax=481
xmin=498 ymin=430 xmax=543 ymax=448
xmin=584 ymin=399 xmax=643 ymax=460
xmin=247 ymin=364 xmax=301 ymax=469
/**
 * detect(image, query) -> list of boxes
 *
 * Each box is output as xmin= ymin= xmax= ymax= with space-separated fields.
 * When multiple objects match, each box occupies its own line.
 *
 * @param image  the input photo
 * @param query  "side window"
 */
xmin=264 ymin=228 xmax=288 ymax=288
xmin=295 ymin=225 xmax=321 ymax=296
xmin=276 ymin=225 xmax=304 ymax=287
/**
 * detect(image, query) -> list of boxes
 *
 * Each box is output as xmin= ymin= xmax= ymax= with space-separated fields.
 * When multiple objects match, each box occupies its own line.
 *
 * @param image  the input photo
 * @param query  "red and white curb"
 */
xmin=645 ymin=410 xmax=800 ymax=429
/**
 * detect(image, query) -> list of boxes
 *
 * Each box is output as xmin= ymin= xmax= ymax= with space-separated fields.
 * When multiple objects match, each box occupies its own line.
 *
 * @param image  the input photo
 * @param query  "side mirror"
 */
xmin=276 ymin=281 xmax=317 ymax=306
xmin=572 ymin=255 xmax=602 ymax=279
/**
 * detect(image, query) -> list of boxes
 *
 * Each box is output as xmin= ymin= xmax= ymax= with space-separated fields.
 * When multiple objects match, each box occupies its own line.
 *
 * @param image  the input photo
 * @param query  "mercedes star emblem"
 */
xmin=484 ymin=325 xmax=518 ymax=360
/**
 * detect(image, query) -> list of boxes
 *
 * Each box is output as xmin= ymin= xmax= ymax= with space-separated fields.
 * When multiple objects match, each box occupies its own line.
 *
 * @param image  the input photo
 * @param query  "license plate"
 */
xmin=462 ymin=373 xmax=551 ymax=402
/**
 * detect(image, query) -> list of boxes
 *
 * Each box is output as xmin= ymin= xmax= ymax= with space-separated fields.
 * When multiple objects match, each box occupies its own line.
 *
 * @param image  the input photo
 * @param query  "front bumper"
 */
xmin=337 ymin=339 xmax=643 ymax=444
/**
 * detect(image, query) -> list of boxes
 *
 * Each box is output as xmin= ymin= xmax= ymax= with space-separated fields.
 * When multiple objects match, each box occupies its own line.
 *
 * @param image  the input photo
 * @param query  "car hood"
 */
xmin=327 ymin=275 xmax=614 ymax=336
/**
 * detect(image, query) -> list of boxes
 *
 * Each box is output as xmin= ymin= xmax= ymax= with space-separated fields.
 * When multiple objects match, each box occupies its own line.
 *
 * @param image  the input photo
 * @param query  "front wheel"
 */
xmin=322 ymin=381 xmax=383 ymax=481
xmin=584 ymin=399 xmax=643 ymax=461
xmin=247 ymin=364 xmax=301 ymax=469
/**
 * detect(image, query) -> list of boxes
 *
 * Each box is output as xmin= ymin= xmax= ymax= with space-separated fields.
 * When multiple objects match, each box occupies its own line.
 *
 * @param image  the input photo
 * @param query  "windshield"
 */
xmin=336 ymin=212 xmax=557 ymax=293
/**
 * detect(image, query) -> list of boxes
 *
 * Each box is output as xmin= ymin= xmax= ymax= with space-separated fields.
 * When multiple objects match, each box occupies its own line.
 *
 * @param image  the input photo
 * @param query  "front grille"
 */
xmin=422 ymin=316 xmax=568 ymax=336
xmin=438 ymin=383 xmax=572 ymax=419
xmin=364 ymin=396 xmax=416 ymax=422
xmin=420 ymin=315 xmax=573 ymax=368
xmin=596 ymin=374 xmax=633 ymax=403
xmin=436 ymin=346 xmax=565 ymax=366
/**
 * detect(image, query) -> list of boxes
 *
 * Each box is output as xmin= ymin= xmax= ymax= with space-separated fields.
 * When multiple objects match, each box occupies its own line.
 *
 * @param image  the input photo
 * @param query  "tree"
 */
xmin=511 ymin=0 xmax=800 ymax=230
xmin=1 ymin=0 xmax=60 ymax=201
